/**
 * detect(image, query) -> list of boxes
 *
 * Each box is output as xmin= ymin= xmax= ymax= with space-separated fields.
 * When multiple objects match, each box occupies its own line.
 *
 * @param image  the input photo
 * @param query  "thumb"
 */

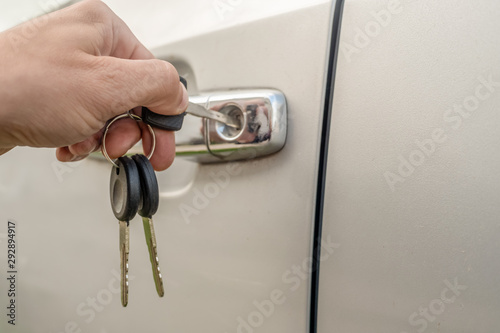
xmin=92 ymin=57 xmax=188 ymax=121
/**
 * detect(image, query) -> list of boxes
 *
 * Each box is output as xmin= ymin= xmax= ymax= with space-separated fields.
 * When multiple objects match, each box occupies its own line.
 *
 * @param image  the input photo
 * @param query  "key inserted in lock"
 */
xmin=182 ymin=89 xmax=287 ymax=162
xmin=90 ymin=89 xmax=287 ymax=163
xmin=186 ymin=102 xmax=241 ymax=129
xmin=141 ymin=76 xmax=240 ymax=131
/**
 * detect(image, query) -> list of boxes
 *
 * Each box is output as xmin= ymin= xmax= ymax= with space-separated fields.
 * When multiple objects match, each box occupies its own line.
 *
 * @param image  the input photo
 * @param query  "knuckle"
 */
xmin=79 ymin=0 xmax=108 ymax=14
xmin=151 ymin=60 xmax=178 ymax=90
xmin=145 ymin=60 xmax=181 ymax=105
xmin=73 ymin=0 xmax=111 ymax=24
xmin=84 ymin=58 xmax=128 ymax=119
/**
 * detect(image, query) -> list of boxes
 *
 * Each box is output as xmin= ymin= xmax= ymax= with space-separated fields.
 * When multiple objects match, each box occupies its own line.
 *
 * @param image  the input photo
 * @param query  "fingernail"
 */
xmin=177 ymin=83 xmax=189 ymax=113
xmin=70 ymin=155 xmax=85 ymax=162
xmin=89 ymin=142 xmax=99 ymax=153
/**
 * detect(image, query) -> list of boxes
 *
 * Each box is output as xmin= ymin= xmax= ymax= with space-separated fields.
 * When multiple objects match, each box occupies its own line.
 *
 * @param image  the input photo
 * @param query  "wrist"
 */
xmin=0 ymin=32 xmax=22 ymax=147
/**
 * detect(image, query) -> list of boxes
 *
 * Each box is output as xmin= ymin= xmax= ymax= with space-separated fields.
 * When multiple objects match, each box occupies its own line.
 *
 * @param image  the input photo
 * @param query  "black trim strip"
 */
xmin=309 ymin=1 xmax=346 ymax=332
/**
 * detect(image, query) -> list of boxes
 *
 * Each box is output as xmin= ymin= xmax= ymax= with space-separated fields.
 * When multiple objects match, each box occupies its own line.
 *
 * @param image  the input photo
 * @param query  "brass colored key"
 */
xmin=142 ymin=217 xmax=164 ymax=297
xmin=119 ymin=220 xmax=130 ymax=306
xmin=110 ymin=156 xmax=141 ymax=307
xmin=132 ymin=154 xmax=164 ymax=297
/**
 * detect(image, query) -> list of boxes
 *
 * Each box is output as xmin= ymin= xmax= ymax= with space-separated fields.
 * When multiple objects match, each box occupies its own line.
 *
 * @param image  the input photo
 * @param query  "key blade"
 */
xmin=143 ymin=217 xmax=164 ymax=297
xmin=119 ymin=221 xmax=129 ymax=307
xmin=186 ymin=102 xmax=240 ymax=129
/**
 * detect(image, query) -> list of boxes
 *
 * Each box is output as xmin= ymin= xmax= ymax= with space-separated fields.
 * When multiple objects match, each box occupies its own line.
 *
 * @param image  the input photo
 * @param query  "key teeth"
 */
xmin=157 ymin=266 xmax=164 ymax=296
xmin=151 ymin=246 xmax=165 ymax=297
xmin=143 ymin=217 xmax=165 ymax=298
xmin=119 ymin=221 xmax=130 ymax=308
xmin=121 ymin=249 xmax=129 ymax=307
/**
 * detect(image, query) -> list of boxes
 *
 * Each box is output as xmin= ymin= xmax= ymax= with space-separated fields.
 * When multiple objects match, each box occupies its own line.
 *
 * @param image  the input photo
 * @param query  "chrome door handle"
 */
xmin=90 ymin=89 xmax=287 ymax=163
xmin=177 ymin=89 xmax=287 ymax=163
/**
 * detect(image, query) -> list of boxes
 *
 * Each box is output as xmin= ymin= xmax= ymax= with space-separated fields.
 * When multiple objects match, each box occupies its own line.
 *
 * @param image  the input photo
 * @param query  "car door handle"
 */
xmin=90 ymin=89 xmax=287 ymax=163
xmin=176 ymin=89 xmax=287 ymax=163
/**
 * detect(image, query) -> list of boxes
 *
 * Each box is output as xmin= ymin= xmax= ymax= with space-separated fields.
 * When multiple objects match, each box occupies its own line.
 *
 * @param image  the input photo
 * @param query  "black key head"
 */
xmin=179 ymin=76 xmax=187 ymax=89
xmin=142 ymin=109 xmax=186 ymax=131
xmin=132 ymin=154 xmax=159 ymax=218
xmin=141 ymin=76 xmax=188 ymax=132
xmin=110 ymin=156 xmax=141 ymax=222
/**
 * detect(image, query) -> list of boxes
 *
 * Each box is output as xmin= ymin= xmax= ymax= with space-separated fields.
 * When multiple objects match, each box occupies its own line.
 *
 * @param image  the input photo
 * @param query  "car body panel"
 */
xmin=0 ymin=1 xmax=334 ymax=332
xmin=2 ymin=0 xmax=499 ymax=332
xmin=319 ymin=0 xmax=500 ymax=332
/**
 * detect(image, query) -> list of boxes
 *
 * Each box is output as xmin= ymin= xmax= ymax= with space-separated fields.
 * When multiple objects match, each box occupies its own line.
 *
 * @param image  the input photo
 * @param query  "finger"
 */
xmin=103 ymin=118 xmax=141 ymax=159
xmin=140 ymin=122 xmax=176 ymax=171
xmin=56 ymin=146 xmax=74 ymax=162
xmin=67 ymin=131 xmax=102 ymax=157
xmin=88 ymin=57 xmax=188 ymax=122
xmin=57 ymin=118 xmax=142 ymax=162
xmin=65 ymin=0 xmax=155 ymax=60
xmin=56 ymin=146 xmax=88 ymax=162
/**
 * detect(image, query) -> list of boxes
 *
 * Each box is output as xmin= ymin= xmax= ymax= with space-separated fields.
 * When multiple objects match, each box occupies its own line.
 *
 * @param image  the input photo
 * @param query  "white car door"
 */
xmin=0 ymin=0 xmax=337 ymax=332
xmin=318 ymin=0 xmax=500 ymax=332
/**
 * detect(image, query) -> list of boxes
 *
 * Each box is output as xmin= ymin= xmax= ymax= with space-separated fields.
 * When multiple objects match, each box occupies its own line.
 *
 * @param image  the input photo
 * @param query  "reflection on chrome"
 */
xmin=90 ymin=89 xmax=287 ymax=164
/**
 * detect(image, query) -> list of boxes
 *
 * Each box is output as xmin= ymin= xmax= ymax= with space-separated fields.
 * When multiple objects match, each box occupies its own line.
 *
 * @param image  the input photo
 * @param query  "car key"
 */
xmin=142 ymin=103 xmax=239 ymax=131
xmin=110 ymin=156 xmax=141 ymax=307
xmin=132 ymin=154 xmax=165 ymax=297
xmin=141 ymin=76 xmax=240 ymax=131
xmin=185 ymin=102 xmax=240 ymax=128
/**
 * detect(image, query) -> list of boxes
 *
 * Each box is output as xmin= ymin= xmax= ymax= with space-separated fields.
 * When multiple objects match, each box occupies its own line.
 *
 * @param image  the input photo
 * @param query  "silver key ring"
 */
xmin=101 ymin=113 xmax=157 ymax=168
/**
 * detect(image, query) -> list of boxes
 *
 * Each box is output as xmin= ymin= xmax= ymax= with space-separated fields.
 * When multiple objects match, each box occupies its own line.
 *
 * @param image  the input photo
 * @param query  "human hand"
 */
xmin=0 ymin=0 xmax=187 ymax=170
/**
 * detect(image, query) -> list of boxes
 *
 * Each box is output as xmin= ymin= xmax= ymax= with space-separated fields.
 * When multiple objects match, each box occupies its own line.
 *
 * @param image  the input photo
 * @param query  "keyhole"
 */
xmin=215 ymin=103 xmax=245 ymax=141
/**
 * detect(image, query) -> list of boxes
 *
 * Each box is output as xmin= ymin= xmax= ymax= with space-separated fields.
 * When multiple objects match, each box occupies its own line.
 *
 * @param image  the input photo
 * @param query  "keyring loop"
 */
xmin=101 ymin=113 xmax=157 ymax=168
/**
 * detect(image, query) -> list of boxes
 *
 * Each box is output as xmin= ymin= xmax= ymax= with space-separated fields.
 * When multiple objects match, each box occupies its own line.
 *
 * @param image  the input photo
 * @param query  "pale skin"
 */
xmin=0 ymin=0 xmax=188 ymax=171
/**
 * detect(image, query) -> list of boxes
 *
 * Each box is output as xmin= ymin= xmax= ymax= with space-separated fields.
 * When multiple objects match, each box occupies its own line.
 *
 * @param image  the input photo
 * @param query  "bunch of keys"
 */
xmin=102 ymin=113 xmax=164 ymax=307
xmin=100 ymin=77 xmax=239 ymax=307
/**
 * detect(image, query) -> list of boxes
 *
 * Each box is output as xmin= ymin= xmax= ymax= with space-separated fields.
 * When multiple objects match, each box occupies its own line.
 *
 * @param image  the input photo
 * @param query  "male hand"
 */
xmin=0 ymin=0 xmax=187 ymax=170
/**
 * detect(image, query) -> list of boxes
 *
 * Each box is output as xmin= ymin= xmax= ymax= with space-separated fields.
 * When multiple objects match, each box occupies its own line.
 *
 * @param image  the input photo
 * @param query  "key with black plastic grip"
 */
xmin=132 ymin=154 xmax=165 ymax=298
xmin=142 ymin=108 xmax=186 ymax=131
xmin=109 ymin=156 xmax=141 ymax=307
xmin=141 ymin=76 xmax=240 ymax=131
xmin=141 ymin=76 xmax=187 ymax=131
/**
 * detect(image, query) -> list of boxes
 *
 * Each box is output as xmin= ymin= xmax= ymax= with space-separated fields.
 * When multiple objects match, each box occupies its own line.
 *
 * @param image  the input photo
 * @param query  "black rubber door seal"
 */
xmin=309 ymin=1 xmax=346 ymax=333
